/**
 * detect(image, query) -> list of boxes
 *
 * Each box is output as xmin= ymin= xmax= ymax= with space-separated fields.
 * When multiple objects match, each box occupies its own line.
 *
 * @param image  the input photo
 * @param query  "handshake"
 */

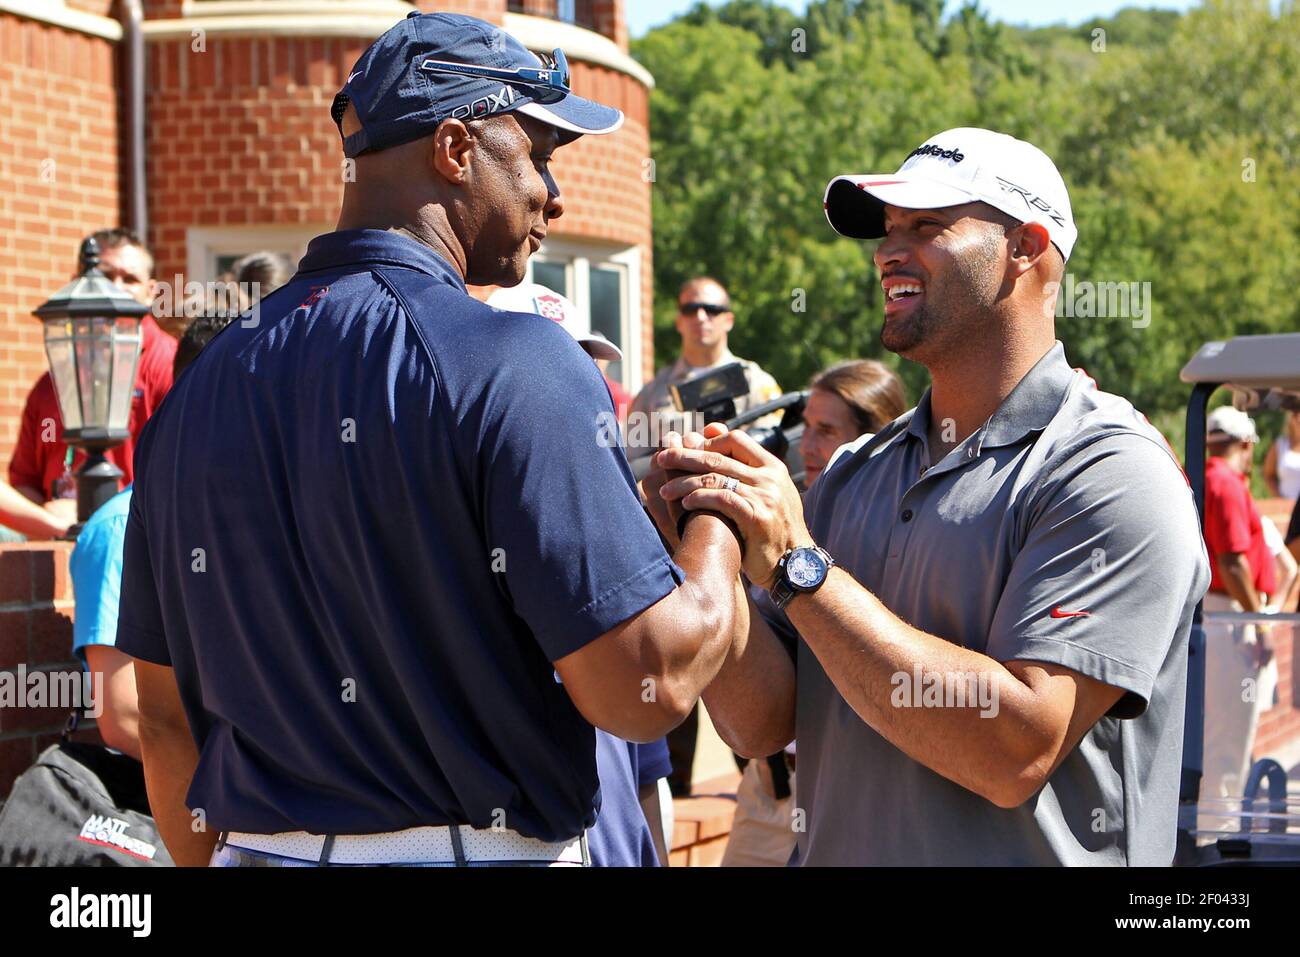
xmin=639 ymin=422 xmax=813 ymax=591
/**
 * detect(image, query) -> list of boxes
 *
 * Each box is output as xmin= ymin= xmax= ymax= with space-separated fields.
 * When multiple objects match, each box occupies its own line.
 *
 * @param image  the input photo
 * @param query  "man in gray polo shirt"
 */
xmin=649 ymin=128 xmax=1211 ymax=865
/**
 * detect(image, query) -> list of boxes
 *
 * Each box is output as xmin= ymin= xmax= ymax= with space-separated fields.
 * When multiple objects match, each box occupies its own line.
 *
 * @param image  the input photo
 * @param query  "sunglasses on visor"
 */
xmin=418 ymin=48 xmax=571 ymax=104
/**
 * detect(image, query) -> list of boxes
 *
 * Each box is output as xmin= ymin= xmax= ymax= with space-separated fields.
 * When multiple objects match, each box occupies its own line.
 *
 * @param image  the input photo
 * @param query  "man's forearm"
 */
xmin=137 ymin=719 xmax=217 ymax=866
xmin=700 ymin=582 xmax=796 ymax=757
xmin=1217 ymin=553 xmax=1262 ymax=611
xmin=785 ymin=568 xmax=1066 ymax=807
xmin=0 ymin=483 xmax=65 ymax=538
xmin=657 ymin=515 xmax=744 ymax=706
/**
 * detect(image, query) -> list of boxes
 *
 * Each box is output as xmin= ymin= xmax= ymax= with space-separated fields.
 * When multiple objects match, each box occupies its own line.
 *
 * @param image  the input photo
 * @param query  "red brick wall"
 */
xmin=588 ymin=0 xmax=627 ymax=51
xmin=143 ymin=14 xmax=653 ymax=378
xmin=0 ymin=543 xmax=104 ymax=798
xmin=0 ymin=12 xmax=122 ymax=467
xmin=144 ymin=34 xmax=367 ymax=282
xmin=419 ymin=0 xmax=505 ymax=24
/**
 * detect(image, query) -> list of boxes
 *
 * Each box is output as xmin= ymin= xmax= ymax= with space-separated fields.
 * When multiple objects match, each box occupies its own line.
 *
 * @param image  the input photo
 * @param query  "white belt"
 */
xmin=222 ymin=825 xmax=588 ymax=865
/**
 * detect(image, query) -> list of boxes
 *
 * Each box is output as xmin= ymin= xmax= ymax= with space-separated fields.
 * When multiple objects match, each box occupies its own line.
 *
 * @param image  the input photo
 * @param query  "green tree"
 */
xmin=633 ymin=0 xmax=1300 ymax=427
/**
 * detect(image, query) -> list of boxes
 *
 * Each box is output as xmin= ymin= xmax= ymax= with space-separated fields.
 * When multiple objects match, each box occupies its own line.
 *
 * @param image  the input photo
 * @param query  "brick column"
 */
xmin=0 ymin=542 xmax=101 ymax=798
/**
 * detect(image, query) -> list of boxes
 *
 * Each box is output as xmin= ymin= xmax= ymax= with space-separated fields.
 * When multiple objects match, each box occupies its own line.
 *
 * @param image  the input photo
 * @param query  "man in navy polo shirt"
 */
xmin=116 ymin=13 xmax=743 ymax=867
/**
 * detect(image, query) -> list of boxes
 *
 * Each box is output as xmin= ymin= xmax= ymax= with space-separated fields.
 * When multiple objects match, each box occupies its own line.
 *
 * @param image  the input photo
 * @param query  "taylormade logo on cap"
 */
xmin=824 ymin=127 xmax=1078 ymax=261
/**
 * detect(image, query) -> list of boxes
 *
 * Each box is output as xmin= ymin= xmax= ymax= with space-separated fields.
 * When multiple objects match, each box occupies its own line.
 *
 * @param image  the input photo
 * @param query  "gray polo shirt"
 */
xmin=785 ymin=341 xmax=1210 ymax=865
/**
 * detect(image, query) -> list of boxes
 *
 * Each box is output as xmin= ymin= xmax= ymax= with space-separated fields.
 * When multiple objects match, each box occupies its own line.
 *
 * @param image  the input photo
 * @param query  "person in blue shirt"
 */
xmin=115 ymin=13 xmax=743 ymax=868
xmin=70 ymin=486 xmax=137 ymax=756
xmin=69 ymin=314 xmax=238 ymax=762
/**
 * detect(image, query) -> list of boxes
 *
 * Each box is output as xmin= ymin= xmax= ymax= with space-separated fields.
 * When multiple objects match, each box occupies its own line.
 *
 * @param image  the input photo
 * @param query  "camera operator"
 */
xmin=628 ymin=278 xmax=782 ymax=458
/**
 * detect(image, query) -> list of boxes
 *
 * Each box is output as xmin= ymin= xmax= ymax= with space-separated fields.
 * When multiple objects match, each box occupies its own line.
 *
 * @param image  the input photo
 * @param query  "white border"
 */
xmin=0 ymin=0 xmax=122 ymax=40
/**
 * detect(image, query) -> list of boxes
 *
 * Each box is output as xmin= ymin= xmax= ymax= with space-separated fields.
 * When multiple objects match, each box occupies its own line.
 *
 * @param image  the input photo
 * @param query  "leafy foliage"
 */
xmin=632 ymin=0 xmax=1300 ymax=443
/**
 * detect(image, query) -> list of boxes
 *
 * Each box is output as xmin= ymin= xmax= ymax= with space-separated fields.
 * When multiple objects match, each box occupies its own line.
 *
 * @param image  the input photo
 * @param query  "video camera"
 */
xmin=630 ymin=361 xmax=810 ymax=488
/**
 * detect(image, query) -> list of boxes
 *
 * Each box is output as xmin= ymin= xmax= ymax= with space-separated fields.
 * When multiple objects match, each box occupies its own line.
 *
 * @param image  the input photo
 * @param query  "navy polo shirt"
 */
xmin=116 ymin=229 xmax=683 ymax=842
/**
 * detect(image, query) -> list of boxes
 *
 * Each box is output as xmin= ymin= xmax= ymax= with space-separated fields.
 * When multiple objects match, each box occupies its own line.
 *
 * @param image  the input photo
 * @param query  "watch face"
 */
xmin=786 ymin=548 xmax=828 ymax=590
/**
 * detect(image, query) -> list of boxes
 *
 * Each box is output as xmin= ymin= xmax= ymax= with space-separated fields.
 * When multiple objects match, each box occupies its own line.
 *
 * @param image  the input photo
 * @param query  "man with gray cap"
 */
xmin=115 ymin=12 xmax=742 ymax=867
xmin=649 ymin=128 xmax=1211 ymax=864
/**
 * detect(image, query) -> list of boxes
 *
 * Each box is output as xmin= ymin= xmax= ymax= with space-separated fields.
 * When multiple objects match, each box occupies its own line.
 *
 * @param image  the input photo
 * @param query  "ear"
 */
xmin=720 ymin=311 xmax=735 ymax=333
xmin=432 ymin=118 xmax=475 ymax=185
xmin=1007 ymin=221 xmax=1052 ymax=279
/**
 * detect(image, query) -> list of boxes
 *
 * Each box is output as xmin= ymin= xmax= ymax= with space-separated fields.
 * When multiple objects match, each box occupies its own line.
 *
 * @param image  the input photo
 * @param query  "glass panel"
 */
xmin=72 ymin=317 xmax=112 ymax=430
xmin=589 ymin=265 xmax=625 ymax=384
xmin=43 ymin=320 xmax=81 ymax=431
xmin=107 ymin=318 xmax=143 ymax=432
xmin=532 ymin=260 xmax=568 ymax=298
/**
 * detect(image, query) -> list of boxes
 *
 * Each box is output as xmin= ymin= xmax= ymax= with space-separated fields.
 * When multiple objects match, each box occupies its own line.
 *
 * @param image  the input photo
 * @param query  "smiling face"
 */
xmin=873 ymin=202 xmax=1013 ymax=363
xmin=461 ymin=113 xmax=565 ymax=286
xmin=800 ymin=388 xmax=866 ymax=486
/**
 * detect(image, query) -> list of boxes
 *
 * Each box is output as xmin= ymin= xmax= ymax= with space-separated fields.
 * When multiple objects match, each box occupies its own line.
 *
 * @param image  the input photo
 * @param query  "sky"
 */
xmin=626 ymin=0 xmax=1201 ymax=38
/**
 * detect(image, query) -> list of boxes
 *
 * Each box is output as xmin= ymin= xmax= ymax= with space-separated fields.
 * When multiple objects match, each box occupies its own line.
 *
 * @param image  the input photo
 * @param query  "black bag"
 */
xmin=0 ymin=733 xmax=174 ymax=867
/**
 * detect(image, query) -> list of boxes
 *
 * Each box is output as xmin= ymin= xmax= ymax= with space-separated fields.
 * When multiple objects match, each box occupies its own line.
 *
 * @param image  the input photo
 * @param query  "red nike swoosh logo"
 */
xmin=1050 ymin=606 xmax=1091 ymax=618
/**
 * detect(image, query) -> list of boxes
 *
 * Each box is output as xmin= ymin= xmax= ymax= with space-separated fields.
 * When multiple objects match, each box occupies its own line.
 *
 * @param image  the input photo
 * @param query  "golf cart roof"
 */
xmin=1180 ymin=333 xmax=1300 ymax=408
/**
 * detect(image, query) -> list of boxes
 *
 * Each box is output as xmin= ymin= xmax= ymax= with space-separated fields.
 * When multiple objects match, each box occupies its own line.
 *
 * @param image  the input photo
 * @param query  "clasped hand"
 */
xmin=639 ymin=422 xmax=812 ymax=590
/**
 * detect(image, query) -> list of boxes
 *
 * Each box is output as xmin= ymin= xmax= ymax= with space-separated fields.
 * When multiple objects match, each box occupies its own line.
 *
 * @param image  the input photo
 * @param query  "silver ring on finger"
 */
xmin=721 ymin=475 xmax=741 ymax=494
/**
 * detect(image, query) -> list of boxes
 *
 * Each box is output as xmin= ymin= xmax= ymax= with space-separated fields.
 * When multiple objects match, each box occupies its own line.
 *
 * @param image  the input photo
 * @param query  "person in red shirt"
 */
xmin=9 ymin=229 xmax=177 ymax=516
xmin=1201 ymin=405 xmax=1278 ymax=806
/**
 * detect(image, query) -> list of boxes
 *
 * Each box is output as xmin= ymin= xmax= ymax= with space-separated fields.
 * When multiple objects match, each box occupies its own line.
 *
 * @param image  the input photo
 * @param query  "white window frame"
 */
xmin=526 ymin=238 xmax=643 ymax=393
xmin=186 ymin=225 xmax=326 ymax=284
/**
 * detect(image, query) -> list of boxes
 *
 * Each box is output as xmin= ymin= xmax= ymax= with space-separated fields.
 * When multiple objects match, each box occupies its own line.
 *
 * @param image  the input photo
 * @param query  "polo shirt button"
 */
xmin=901 ymin=509 xmax=913 ymax=523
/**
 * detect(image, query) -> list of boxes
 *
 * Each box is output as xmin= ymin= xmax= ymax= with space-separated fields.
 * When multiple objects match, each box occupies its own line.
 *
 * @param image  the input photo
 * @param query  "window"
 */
xmin=506 ymin=1 xmax=598 ymax=31
xmin=527 ymin=240 xmax=642 ymax=391
xmin=187 ymin=226 xmax=323 ymax=284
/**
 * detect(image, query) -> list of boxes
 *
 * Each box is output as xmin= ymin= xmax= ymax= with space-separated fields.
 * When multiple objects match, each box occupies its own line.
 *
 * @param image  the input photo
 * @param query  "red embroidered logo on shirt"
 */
xmin=298 ymin=285 xmax=329 ymax=309
xmin=1050 ymin=606 xmax=1092 ymax=619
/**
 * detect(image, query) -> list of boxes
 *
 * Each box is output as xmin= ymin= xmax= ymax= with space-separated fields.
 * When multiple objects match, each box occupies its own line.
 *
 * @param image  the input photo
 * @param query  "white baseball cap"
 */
xmin=487 ymin=282 xmax=623 ymax=362
xmin=824 ymin=127 xmax=1078 ymax=261
xmin=1207 ymin=405 xmax=1258 ymax=443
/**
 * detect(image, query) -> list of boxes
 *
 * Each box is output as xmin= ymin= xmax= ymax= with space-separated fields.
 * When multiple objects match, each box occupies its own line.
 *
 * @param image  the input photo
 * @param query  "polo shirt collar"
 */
xmin=297 ymin=229 xmax=465 ymax=290
xmin=977 ymin=341 xmax=1077 ymax=450
xmin=906 ymin=341 xmax=1077 ymax=455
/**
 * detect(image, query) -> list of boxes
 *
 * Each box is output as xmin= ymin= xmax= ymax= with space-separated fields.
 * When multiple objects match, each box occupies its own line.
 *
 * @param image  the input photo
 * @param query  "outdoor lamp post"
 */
xmin=32 ymin=237 xmax=148 ymax=530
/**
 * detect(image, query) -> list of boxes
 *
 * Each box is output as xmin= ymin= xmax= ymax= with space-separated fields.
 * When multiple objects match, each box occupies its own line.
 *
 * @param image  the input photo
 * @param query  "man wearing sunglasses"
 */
xmin=628 ymin=277 xmax=783 ymax=459
xmin=115 ymin=13 xmax=744 ymax=868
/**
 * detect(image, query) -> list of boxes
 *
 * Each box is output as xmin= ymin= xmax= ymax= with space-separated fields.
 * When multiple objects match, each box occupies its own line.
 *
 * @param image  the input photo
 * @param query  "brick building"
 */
xmin=0 ymin=0 xmax=654 ymax=459
xmin=0 ymin=0 xmax=658 ymax=803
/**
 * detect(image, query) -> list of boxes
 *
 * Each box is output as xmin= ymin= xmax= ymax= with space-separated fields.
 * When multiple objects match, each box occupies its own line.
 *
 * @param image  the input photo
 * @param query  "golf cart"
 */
xmin=1176 ymin=333 xmax=1300 ymax=865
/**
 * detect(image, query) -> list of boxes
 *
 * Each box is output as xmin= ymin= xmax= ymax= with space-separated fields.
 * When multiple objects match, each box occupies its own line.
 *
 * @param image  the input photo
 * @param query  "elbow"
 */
xmin=714 ymin=719 xmax=794 ymax=761
xmin=980 ymin=749 xmax=1054 ymax=810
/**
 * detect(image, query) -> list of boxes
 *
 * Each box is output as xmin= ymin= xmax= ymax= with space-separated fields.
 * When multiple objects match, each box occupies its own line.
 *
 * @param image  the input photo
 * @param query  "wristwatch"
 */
xmin=770 ymin=545 xmax=835 ymax=610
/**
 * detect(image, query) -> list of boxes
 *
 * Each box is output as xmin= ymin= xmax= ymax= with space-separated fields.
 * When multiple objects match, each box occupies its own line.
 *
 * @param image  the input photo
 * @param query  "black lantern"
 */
xmin=32 ymin=237 xmax=148 ymax=529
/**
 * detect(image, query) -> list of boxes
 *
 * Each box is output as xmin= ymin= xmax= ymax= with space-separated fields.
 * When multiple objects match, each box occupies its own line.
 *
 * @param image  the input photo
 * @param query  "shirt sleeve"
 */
xmin=985 ymin=433 xmax=1210 ymax=718
xmin=69 ymin=511 xmax=128 ymax=661
xmin=1204 ymin=471 xmax=1252 ymax=556
xmin=470 ymin=319 xmax=684 ymax=663
xmin=751 ymin=582 xmax=799 ymax=665
xmin=114 ymin=486 xmax=171 ymax=665
xmin=633 ymin=739 xmax=672 ymax=787
xmin=9 ymin=376 xmax=51 ymax=495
